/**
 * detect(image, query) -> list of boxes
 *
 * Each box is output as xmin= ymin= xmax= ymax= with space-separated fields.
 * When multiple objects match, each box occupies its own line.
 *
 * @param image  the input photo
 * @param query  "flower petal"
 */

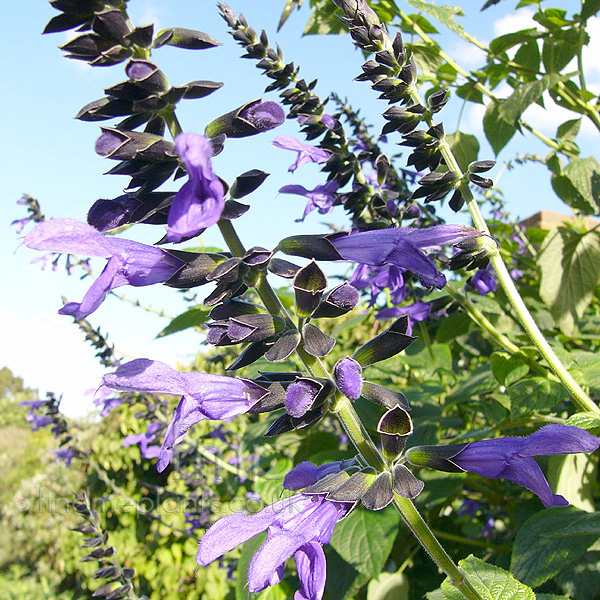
xmin=103 ymin=359 xmax=189 ymax=396
xmin=23 ymin=218 xmax=112 ymax=258
xmin=295 ymin=542 xmax=327 ymax=600
xmin=500 ymin=455 xmax=568 ymax=508
xmin=59 ymin=256 xmax=120 ymax=319
xmin=519 ymin=424 xmax=600 ymax=457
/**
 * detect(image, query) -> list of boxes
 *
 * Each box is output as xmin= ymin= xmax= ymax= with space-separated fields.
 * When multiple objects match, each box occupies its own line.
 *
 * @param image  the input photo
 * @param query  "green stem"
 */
xmin=217 ymin=215 xmax=486 ymax=600
xmin=445 ymin=285 xmax=548 ymax=378
xmin=490 ymin=255 xmax=599 ymax=413
xmin=392 ymin=497 xmax=484 ymax=600
xmin=406 ymin=82 xmax=599 ymax=414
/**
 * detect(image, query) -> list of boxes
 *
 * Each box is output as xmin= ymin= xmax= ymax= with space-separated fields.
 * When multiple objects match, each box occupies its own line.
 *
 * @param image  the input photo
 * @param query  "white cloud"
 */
xmin=493 ymin=8 xmax=538 ymax=37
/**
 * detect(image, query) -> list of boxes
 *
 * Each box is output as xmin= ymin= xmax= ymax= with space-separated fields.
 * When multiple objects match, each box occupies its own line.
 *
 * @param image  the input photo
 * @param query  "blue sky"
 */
xmin=2 ymin=0 xmax=597 ymax=416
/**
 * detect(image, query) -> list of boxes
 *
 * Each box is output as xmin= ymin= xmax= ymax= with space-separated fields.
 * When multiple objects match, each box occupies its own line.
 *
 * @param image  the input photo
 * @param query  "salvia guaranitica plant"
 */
xmin=14 ymin=1 xmax=600 ymax=599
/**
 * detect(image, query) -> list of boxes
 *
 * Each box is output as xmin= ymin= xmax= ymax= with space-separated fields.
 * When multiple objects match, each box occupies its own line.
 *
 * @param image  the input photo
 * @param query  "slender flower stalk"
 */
xmin=398 ymin=47 xmax=599 ymax=416
xmin=217 ymin=214 xmax=488 ymax=600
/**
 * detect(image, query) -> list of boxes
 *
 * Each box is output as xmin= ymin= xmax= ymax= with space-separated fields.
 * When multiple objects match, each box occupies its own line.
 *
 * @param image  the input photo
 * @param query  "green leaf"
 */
xmin=156 ymin=306 xmax=211 ymax=338
xmin=367 ymin=570 xmax=409 ymax=600
xmin=235 ymin=532 xmax=267 ymax=600
xmin=542 ymin=27 xmax=581 ymax=73
xmin=566 ymin=412 xmax=600 ymax=430
xmin=556 ymin=118 xmax=582 ymax=142
xmin=448 ymin=367 xmax=497 ymax=403
xmin=304 ymin=0 xmax=345 ymax=35
xmin=483 ymin=100 xmax=516 ymax=155
xmin=513 ymin=40 xmax=541 ymax=74
xmin=436 ymin=311 xmax=471 ymax=343
xmin=539 ymin=227 xmax=600 ymax=334
xmin=547 ymin=453 xmax=597 ymax=512
xmin=582 ymin=0 xmax=600 ymax=19
xmin=490 ymin=352 xmax=529 ymax=387
xmin=325 ymin=547 xmax=368 ymax=600
xmin=254 ymin=457 xmax=294 ymax=506
xmin=329 ymin=506 xmax=400 ymax=578
xmin=439 ymin=555 xmax=535 ymax=600
xmin=562 ymin=156 xmax=600 ymax=214
xmin=508 ymin=377 xmax=566 ymax=419
xmin=511 ymin=506 xmax=600 ymax=587
xmin=500 ymin=75 xmax=562 ymax=125
xmin=445 ymin=131 xmax=479 ymax=173
xmin=405 ymin=0 xmax=467 ymax=39
xmin=489 ymin=28 xmax=540 ymax=54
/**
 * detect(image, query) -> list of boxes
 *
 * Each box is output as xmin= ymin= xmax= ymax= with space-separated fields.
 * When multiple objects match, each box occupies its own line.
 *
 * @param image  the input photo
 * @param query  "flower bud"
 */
xmin=334 ymin=357 xmax=363 ymax=401
xmin=205 ymin=99 xmax=285 ymax=139
xmin=293 ymin=260 xmax=327 ymax=318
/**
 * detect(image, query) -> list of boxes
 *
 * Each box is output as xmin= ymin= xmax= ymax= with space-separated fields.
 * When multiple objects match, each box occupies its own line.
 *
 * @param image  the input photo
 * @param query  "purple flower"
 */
xmin=87 ymin=195 xmax=140 ymax=232
xmin=23 ymin=219 xmax=184 ymax=320
xmin=197 ymin=488 xmax=352 ymax=599
xmin=283 ymin=461 xmax=346 ymax=490
xmin=239 ymin=100 xmax=285 ymax=132
xmin=53 ymin=448 xmax=76 ymax=466
xmin=350 ymin=263 xmax=406 ymax=305
xmin=123 ymin=421 xmax=163 ymax=459
xmin=272 ymin=136 xmax=331 ymax=172
xmin=376 ymin=302 xmax=431 ymax=335
xmin=102 ymin=359 xmax=267 ymax=472
xmin=285 ymin=379 xmax=322 ymax=418
xmin=279 ymin=181 xmax=339 ymax=222
xmin=468 ymin=264 xmax=496 ymax=295
xmin=332 ymin=225 xmax=482 ymax=288
xmin=407 ymin=424 xmax=600 ymax=508
xmin=19 ymin=400 xmax=53 ymax=431
xmin=334 ymin=357 xmax=363 ymax=400
xmin=167 ymin=133 xmax=225 ymax=243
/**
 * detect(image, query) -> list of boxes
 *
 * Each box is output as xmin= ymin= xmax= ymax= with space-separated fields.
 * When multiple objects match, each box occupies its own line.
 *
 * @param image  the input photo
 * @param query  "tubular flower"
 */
xmin=468 ymin=264 xmax=497 ymax=295
xmin=376 ymin=302 xmax=432 ymax=335
xmin=279 ymin=180 xmax=339 ymax=222
xmin=102 ymin=359 xmax=267 ymax=472
xmin=406 ymin=424 xmax=600 ymax=508
xmin=272 ymin=136 xmax=331 ymax=172
xmin=331 ymin=225 xmax=483 ymax=288
xmin=23 ymin=219 xmax=184 ymax=319
xmin=349 ymin=263 xmax=406 ymax=306
xmin=167 ymin=132 xmax=225 ymax=243
xmin=197 ymin=462 xmax=353 ymax=600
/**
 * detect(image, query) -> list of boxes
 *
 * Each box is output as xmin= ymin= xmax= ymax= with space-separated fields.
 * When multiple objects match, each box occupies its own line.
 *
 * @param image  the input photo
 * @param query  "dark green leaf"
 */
xmin=440 ymin=555 xmax=535 ymax=600
xmin=324 ymin=547 xmax=368 ymax=600
xmin=542 ymin=27 xmax=581 ymax=73
xmin=539 ymin=227 xmax=600 ymax=334
xmin=489 ymin=28 xmax=540 ymax=54
xmin=508 ymin=376 xmax=566 ymax=418
xmin=582 ymin=0 xmax=600 ymax=19
xmin=511 ymin=506 xmax=600 ymax=587
xmin=513 ymin=40 xmax=541 ymax=75
xmin=330 ymin=506 xmax=400 ymax=578
xmin=483 ymin=100 xmax=516 ymax=155
xmin=446 ymin=131 xmax=479 ymax=173
xmin=405 ymin=0 xmax=467 ymax=40
xmin=562 ymin=156 xmax=600 ymax=214
xmin=556 ymin=118 xmax=582 ymax=142
xmin=490 ymin=352 xmax=529 ymax=386
xmin=156 ymin=306 xmax=211 ymax=337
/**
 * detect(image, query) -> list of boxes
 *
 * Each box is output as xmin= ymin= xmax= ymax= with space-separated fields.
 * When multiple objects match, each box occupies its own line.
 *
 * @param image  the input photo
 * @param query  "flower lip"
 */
xmin=406 ymin=424 xmax=600 ymax=508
